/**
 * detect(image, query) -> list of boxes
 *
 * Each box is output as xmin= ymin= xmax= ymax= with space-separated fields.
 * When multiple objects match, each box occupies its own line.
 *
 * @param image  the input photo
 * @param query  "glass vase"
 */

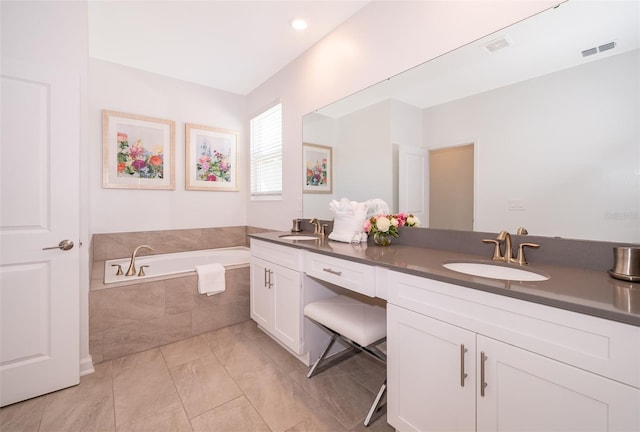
xmin=373 ymin=232 xmax=392 ymax=246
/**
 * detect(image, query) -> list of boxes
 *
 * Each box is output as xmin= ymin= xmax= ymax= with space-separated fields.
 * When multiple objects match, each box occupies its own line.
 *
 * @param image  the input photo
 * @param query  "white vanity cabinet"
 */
xmin=250 ymin=239 xmax=304 ymax=355
xmin=387 ymin=270 xmax=640 ymax=432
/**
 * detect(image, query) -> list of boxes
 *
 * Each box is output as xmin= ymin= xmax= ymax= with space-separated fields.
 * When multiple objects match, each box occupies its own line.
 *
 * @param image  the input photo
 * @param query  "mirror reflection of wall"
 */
xmin=302 ymin=1 xmax=639 ymax=243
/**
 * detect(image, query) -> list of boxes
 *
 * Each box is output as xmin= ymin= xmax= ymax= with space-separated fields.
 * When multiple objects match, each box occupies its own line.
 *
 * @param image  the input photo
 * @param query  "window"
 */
xmin=250 ymin=103 xmax=282 ymax=198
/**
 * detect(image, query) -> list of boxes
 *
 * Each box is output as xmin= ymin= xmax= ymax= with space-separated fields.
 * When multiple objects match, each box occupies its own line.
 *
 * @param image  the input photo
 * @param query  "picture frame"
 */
xmin=102 ymin=110 xmax=175 ymax=190
xmin=303 ymin=143 xmax=332 ymax=194
xmin=185 ymin=123 xmax=239 ymax=191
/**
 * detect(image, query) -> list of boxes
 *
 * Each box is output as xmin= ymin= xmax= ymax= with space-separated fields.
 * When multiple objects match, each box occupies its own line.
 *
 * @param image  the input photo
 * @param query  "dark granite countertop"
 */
xmin=249 ymin=231 xmax=640 ymax=327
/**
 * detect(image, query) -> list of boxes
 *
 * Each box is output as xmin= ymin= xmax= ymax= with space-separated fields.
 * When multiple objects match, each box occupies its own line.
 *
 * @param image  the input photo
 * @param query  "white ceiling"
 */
xmin=88 ymin=0 xmax=369 ymax=95
xmin=316 ymin=0 xmax=640 ymax=118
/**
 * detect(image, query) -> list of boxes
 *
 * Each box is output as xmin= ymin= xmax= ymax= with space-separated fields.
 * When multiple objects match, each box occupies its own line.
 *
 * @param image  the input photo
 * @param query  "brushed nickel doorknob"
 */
xmin=42 ymin=240 xmax=74 ymax=251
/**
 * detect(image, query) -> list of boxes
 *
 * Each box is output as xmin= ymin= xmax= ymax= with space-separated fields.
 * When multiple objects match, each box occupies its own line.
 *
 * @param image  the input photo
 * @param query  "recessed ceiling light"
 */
xmin=290 ymin=18 xmax=308 ymax=31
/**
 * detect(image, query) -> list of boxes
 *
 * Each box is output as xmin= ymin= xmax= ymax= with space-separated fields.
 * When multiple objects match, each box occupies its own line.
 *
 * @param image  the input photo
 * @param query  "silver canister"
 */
xmin=609 ymin=247 xmax=640 ymax=282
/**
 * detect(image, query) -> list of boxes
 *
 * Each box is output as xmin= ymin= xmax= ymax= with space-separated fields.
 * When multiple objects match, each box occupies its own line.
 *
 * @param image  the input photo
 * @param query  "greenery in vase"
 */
xmin=364 ymin=213 xmax=421 ymax=246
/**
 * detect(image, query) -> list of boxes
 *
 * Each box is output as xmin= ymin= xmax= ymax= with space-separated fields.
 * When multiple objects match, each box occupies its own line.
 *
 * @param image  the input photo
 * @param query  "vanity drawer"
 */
xmin=305 ymin=252 xmax=376 ymax=297
xmin=250 ymin=239 xmax=303 ymax=271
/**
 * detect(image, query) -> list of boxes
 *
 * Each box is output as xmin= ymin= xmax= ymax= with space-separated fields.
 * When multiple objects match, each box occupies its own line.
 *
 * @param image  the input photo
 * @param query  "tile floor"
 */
xmin=0 ymin=320 xmax=393 ymax=432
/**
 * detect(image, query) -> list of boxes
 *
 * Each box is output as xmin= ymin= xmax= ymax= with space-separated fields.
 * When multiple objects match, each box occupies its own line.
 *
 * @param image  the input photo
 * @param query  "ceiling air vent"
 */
xmin=482 ymin=36 xmax=512 ymax=53
xmin=582 ymin=41 xmax=616 ymax=57
xmin=598 ymin=41 xmax=616 ymax=53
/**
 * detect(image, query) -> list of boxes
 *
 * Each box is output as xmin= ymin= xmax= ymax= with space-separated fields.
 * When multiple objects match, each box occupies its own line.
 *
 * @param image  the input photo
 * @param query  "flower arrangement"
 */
xmin=117 ymin=132 xmax=164 ymax=179
xmin=364 ymin=213 xmax=421 ymax=246
xmin=197 ymin=140 xmax=231 ymax=182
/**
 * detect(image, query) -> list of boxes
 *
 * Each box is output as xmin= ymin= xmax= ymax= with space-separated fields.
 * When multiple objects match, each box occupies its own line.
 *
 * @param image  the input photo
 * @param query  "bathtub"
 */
xmin=103 ymin=246 xmax=250 ymax=285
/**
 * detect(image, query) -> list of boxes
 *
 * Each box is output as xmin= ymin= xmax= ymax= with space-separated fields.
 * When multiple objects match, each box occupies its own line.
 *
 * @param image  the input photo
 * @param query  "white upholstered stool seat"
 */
xmin=303 ymin=295 xmax=386 ymax=347
xmin=304 ymin=294 xmax=387 ymax=427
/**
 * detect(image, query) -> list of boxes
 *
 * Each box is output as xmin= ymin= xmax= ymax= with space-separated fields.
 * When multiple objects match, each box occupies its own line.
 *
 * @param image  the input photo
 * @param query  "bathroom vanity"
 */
xmin=249 ymin=231 xmax=640 ymax=431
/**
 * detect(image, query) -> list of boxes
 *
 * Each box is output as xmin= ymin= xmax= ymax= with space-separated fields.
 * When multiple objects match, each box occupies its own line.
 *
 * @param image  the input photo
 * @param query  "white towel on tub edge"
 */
xmin=195 ymin=263 xmax=226 ymax=296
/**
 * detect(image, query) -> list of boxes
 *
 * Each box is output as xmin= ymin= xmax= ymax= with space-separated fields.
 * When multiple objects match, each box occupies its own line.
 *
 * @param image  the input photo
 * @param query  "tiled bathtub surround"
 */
xmin=90 ymin=268 xmax=250 ymax=363
xmin=89 ymin=226 xmax=273 ymax=363
xmin=92 ymin=226 xmax=250 ymax=262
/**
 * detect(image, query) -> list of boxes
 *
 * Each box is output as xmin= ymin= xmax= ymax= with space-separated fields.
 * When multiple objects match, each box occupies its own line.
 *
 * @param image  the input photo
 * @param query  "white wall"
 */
xmin=422 ymin=50 xmax=639 ymax=242
xmin=89 ymin=59 xmax=247 ymax=234
xmin=246 ymin=0 xmax=558 ymax=230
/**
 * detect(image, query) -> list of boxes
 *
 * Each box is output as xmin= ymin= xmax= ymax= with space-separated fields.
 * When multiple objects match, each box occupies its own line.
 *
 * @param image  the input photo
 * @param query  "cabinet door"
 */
xmin=477 ymin=336 xmax=640 ymax=432
xmin=387 ymin=304 xmax=476 ymax=432
xmin=250 ymin=256 xmax=272 ymax=330
xmin=271 ymin=264 xmax=302 ymax=354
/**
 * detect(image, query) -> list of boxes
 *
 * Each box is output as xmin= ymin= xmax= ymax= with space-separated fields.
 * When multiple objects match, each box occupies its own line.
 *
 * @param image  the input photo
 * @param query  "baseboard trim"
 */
xmin=79 ymin=355 xmax=95 ymax=376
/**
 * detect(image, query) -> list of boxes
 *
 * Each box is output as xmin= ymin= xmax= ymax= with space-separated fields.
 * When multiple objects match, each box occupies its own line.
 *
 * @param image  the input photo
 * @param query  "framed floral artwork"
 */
xmin=102 ymin=110 xmax=175 ymax=189
xmin=303 ymin=143 xmax=332 ymax=194
xmin=185 ymin=123 xmax=238 ymax=191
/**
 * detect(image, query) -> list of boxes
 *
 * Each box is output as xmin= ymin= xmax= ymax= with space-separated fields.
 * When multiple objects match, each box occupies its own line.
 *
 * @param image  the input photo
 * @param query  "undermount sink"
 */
xmin=443 ymin=262 xmax=549 ymax=282
xmin=279 ymin=234 xmax=320 ymax=241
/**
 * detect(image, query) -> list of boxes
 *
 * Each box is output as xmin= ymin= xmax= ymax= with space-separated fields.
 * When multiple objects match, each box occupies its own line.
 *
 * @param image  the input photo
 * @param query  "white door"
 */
xmin=387 ymin=304 xmax=476 ymax=432
xmin=477 ymin=336 xmax=640 ymax=432
xmin=0 ymin=59 xmax=80 ymax=406
xmin=398 ymin=146 xmax=427 ymax=223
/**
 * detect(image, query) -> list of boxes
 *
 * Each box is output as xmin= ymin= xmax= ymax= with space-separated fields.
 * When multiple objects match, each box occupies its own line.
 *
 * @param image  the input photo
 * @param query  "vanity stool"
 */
xmin=304 ymin=294 xmax=387 ymax=427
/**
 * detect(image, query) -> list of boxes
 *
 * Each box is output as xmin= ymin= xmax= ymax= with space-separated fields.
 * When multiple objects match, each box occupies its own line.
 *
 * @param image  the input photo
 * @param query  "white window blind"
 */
xmin=250 ymin=103 xmax=282 ymax=197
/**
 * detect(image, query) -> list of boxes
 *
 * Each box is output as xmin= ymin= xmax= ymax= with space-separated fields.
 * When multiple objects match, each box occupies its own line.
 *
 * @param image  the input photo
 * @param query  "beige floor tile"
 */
xmin=190 ymin=396 xmax=270 ymax=432
xmin=160 ymin=335 xmax=213 ymax=368
xmin=236 ymin=362 xmax=313 ymax=432
xmin=111 ymin=347 xmax=164 ymax=375
xmin=0 ymin=395 xmax=47 ymax=432
xmin=40 ymin=387 xmax=115 ymax=432
xmin=285 ymin=407 xmax=352 ymax=432
xmin=337 ymin=352 xmax=386 ymax=394
xmin=289 ymin=366 xmax=377 ymax=430
xmin=350 ymin=412 xmax=395 ymax=432
xmin=169 ymin=354 xmax=243 ymax=419
xmin=115 ymin=402 xmax=191 ymax=432
xmin=112 ymin=349 xmax=181 ymax=426
xmin=254 ymin=332 xmax=309 ymax=376
xmin=202 ymin=329 xmax=273 ymax=378
xmin=4 ymin=320 xmax=395 ymax=432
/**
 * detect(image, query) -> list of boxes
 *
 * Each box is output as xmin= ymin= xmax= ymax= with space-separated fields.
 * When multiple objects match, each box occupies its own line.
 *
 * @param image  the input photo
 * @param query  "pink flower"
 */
xmin=132 ymin=159 xmax=146 ymax=170
xmin=117 ymin=132 xmax=128 ymax=142
xmin=199 ymin=155 xmax=210 ymax=163
xmin=207 ymin=174 xmax=217 ymax=181
xmin=201 ymin=161 xmax=210 ymax=172
xmin=363 ymin=219 xmax=371 ymax=233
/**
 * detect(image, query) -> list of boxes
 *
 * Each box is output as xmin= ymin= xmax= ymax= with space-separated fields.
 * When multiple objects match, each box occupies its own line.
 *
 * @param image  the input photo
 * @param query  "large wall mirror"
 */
xmin=302 ymin=0 xmax=639 ymax=243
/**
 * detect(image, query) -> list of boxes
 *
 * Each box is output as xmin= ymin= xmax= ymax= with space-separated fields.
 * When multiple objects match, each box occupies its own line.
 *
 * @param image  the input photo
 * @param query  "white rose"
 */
xmin=407 ymin=215 xmax=420 ymax=226
xmin=390 ymin=217 xmax=399 ymax=227
xmin=376 ymin=216 xmax=391 ymax=232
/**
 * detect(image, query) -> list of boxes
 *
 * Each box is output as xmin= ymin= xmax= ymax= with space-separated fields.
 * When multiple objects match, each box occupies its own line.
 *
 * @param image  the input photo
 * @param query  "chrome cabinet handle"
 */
xmin=264 ymin=268 xmax=273 ymax=289
xmin=460 ymin=344 xmax=468 ymax=387
xmin=480 ymin=351 xmax=488 ymax=397
xmin=322 ymin=268 xmax=342 ymax=276
xmin=42 ymin=239 xmax=74 ymax=251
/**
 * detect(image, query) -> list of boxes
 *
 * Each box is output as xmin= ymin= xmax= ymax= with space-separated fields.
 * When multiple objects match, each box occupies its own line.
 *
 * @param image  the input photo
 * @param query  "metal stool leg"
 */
xmin=364 ymin=379 xmax=387 ymax=427
xmin=307 ymin=334 xmax=338 ymax=378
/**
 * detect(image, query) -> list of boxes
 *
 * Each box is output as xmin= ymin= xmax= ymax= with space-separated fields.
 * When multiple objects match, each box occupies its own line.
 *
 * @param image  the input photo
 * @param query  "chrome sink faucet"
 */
xmin=125 ymin=244 xmax=154 ymax=276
